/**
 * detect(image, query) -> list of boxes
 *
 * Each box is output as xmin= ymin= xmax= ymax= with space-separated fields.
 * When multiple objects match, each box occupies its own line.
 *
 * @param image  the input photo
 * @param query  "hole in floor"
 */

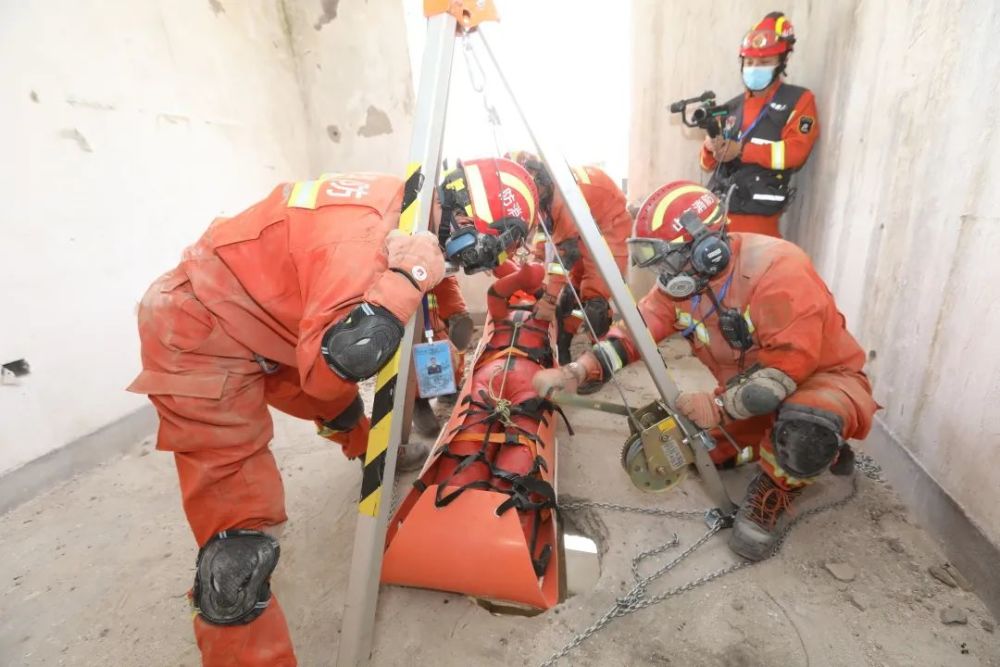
xmin=563 ymin=531 xmax=601 ymax=597
xmin=473 ymin=509 xmax=604 ymax=617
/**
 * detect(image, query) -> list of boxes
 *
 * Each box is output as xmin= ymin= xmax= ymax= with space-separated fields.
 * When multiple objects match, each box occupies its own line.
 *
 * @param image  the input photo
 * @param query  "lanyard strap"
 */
xmin=735 ymin=85 xmax=781 ymax=143
xmin=737 ymin=104 xmax=770 ymax=143
xmin=681 ymin=273 xmax=734 ymax=338
xmin=421 ymin=296 xmax=434 ymax=343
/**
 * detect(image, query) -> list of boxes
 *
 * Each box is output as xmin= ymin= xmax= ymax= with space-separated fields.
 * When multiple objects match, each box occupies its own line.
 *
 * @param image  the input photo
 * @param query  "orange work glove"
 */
xmin=675 ymin=392 xmax=723 ymax=429
xmin=367 ymin=230 xmax=446 ymax=324
xmin=385 ymin=229 xmax=445 ymax=293
xmin=533 ymin=293 xmax=558 ymax=322
xmin=711 ymin=138 xmax=742 ymax=163
xmin=315 ymin=415 xmax=371 ymax=460
xmin=532 ymin=351 xmax=603 ymax=398
xmin=534 ymin=271 xmax=566 ymax=322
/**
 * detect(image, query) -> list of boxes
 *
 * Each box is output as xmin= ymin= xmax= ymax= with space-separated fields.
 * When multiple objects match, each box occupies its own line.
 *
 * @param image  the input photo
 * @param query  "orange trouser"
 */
xmin=727 ymin=212 xmax=781 ymax=238
xmin=131 ymin=272 xmax=359 ymax=667
xmin=429 ymin=274 xmax=467 ymax=322
xmin=706 ymin=369 xmax=873 ymax=490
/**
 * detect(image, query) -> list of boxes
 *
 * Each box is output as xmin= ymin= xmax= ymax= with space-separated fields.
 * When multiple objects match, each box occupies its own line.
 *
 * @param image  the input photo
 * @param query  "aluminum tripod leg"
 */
xmin=477 ymin=26 xmax=734 ymax=514
xmin=336 ymin=12 xmax=457 ymax=666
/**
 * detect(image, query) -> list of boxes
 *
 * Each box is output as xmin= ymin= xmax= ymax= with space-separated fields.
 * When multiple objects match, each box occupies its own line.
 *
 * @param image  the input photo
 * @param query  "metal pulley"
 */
xmin=619 ymin=401 xmax=695 ymax=493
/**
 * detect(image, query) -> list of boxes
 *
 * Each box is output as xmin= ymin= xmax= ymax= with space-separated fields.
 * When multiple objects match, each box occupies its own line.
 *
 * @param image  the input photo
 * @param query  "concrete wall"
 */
xmin=630 ymin=0 xmax=1000 ymax=547
xmin=0 ymin=0 xmax=412 ymax=477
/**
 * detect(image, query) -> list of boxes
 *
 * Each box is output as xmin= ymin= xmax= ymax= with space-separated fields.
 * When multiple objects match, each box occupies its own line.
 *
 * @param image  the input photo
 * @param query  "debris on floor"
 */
xmin=1 ymin=340 xmax=998 ymax=666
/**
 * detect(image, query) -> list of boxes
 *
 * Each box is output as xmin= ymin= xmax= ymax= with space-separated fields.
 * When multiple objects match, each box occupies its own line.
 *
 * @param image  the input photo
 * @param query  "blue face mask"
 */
xmin=742 ymin=65 xmax=776 ymax=91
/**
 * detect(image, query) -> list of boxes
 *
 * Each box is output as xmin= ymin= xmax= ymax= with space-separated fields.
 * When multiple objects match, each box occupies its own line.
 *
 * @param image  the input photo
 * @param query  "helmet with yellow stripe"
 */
xmin=740 ymin=12 xmax=795 ymax=58
xmin=437 ymin=157 xmax=539 ymax=274
xmin=629 ymin=181 xmax=731 ymax=299
xmin=504 ymin=150 xmax=554 ymax=212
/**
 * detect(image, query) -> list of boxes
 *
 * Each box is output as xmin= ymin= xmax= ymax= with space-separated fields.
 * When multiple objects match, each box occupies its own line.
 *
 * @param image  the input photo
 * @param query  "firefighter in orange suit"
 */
xmin=127 ymin=161 xmax=535 ymax=666
xmin=507 ymin=151 xmax=632 ymax=366
xmin=534 ymin=181 xmax=878 ymax=562
xmin=701 ymin=12 xmax=819 ymax=238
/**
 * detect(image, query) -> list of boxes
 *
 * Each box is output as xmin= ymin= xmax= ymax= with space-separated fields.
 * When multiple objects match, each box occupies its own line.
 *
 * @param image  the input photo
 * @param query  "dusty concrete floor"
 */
xmin=1 ymin=338 xmax=998 ymax=666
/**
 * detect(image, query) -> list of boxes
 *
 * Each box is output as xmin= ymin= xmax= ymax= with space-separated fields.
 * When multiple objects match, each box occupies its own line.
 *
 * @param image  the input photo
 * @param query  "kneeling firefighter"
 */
xmin=127 ymin=163 xmax=535 ymax=666
xmin=701 ymin=12 xmax=819 ymax=238
xmin=534 ymin=181 xmax=878 ymax=561
xmin=507 ymin=151 xmax=632 ymax=367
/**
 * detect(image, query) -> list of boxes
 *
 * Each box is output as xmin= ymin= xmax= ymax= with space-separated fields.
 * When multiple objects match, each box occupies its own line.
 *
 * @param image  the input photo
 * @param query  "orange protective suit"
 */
xmin=127 ymin=174 xmax=420 ymax=667
xmin=607 ymin=233 xmax=877 ymax=489
xmin=701 ymin=82 xmax=819 ymax=238
xmin=547 ymin=165 xmax=632 ymax=335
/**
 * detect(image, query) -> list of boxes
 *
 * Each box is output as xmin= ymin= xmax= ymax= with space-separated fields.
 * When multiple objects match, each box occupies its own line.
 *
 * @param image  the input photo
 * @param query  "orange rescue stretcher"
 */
xmin=381 ymin=263 xmax=569 ymax=610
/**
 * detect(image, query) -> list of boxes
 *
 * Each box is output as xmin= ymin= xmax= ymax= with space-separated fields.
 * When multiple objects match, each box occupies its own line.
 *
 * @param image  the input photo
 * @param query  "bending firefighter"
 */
xmin=534 ymin=181 xmax=878 ymax=561
xmin=701 ymin=12 xmax=819 ymax=238
xmin=127 ymin=161 xmax=537 ymax=666
xmin=507 ymin=151 xmax=632 ymax=366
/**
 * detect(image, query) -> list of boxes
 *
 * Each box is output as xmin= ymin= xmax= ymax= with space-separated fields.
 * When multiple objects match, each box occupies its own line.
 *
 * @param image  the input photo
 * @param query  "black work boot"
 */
xmin=412 ymin=398 xmax=440 ymax=438
xmin=447 ymin=313 xmax=475 ymax=350
xmin=396 ymin=442 xmax=430 ymax=472
xmin=728 ymin=471 xmax=803 ymax=561
xmin=829 ymin=443 xmax=856 ymax=476
xmin=556 ymin=330 xmax=574 ymax=367
xmin=436 ymin=392 xmax=458 ymax=407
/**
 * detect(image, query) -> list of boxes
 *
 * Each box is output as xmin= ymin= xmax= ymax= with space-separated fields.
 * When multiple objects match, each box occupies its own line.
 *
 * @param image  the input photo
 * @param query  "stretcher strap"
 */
xmin=494 ymin=474 xmax=557 ymax=577
xmin=481 ymin=315 xmax=554 ymax=368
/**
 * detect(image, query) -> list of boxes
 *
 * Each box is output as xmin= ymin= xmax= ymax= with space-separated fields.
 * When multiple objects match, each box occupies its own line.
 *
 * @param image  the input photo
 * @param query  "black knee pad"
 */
xmin=772 ymin=404 xmax=843 ymax=478
xmin=193 ymin=529 xmax=280 ymax=626
xmin=555 ymin=287 xmax=575 ymax=320
xmin=321 ymin=303 xmax=404 ymax=381
xmin=322 ymin=394 xmax=364 ymax=431
xmin=582 ymin=298 xmax=612 ymax=337
xmin=447 ymin=313 xmax=475 ymax=350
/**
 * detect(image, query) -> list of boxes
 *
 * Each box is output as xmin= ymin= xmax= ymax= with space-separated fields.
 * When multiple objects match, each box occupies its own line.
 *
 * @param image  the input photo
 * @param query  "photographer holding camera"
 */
xmin=700 ymin=12 xmax=819 ymax=238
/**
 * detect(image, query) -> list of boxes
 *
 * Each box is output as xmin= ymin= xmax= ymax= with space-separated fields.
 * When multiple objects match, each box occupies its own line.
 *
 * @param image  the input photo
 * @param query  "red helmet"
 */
xmin=438 ymin=157 xmax=539 ymax=273
xmin=629 ymin=181 xmax=729 ymax=285
xmin=504 ymin=150 xmax=554 ymax=210
xmin=439 ymin=157 xmax=538 ymax=234
xmin=740 ymin=12 xmax=795 ymax=58
xmin=634 ymin=181 xmax=725 ymax=244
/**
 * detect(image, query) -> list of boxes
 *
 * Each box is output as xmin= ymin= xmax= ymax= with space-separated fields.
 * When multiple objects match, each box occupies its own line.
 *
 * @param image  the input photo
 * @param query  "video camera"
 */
xmin=669 ymin=91 xmax=729 ymax=138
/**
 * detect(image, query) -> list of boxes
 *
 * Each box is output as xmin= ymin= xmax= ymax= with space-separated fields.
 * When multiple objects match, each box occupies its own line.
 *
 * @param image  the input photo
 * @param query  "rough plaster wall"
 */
xmin=0 ymin=0 xmax=412 ymax=476
xmin=279 ymin=0 xmax=415 ymax=173
xmin=630 ymin=0 xmax=1000 ymax=545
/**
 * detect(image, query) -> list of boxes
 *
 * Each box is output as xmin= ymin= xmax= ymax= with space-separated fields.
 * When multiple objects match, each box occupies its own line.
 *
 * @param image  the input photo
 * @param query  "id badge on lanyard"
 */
xmin=413 ymin=296 xmax=457 ymax=398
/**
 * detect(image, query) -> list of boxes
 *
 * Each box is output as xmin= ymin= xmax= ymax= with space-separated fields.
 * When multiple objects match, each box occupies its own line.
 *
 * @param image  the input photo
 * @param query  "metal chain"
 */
xmin=855 ymin=451 xmax=884 ymax=482
xmin=559 ymin=500 xmax=704 ymax=521
xmin=544 ymin=472 xmax=861 ymax=666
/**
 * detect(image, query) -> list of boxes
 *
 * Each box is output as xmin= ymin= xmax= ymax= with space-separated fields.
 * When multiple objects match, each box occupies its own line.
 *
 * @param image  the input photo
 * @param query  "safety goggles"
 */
xmin=627 ymin=238 xmax=691 ymax=274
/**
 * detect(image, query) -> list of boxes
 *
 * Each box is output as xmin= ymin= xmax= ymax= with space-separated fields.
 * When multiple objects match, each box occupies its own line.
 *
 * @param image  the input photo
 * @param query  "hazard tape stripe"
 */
xmin=357 ymin=162 xmax=422 ymax=517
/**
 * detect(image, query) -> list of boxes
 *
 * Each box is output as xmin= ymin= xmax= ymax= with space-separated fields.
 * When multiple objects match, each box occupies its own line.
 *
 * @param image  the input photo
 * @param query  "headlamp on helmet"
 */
xmin=436 ymin=157 xmax=538 ymax=274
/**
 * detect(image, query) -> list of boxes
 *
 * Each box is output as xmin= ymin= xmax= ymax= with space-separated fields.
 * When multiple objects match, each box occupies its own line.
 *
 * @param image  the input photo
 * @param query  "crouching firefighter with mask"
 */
xmin=127 ymin=173 xmax=447 ymax=666
xmin=701 ymin=12 xmax=819 ymax=239
xmin=506 ymin=151 xmax=632 ymax=369
xmin=533 ymin=181 xmax=878 ymax=561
